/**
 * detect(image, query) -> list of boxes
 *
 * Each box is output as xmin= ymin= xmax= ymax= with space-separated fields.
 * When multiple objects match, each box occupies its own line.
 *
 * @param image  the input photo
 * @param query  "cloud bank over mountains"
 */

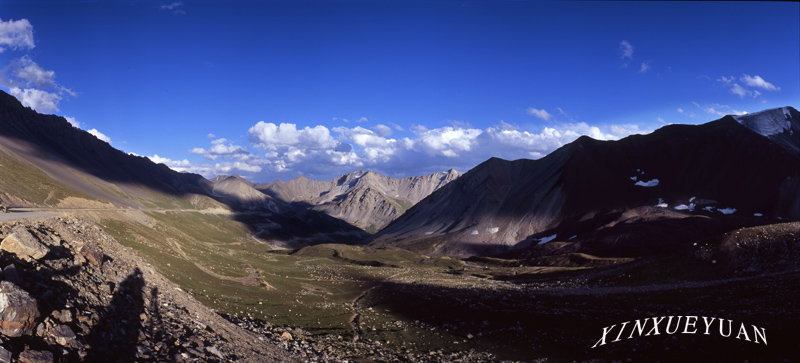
xmin=149 ymin=117 xmax=650 ymax=182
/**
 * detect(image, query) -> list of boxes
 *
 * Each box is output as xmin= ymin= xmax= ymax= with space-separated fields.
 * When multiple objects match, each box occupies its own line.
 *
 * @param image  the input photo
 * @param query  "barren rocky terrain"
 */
xmin=0 ymin=216 xmax=297 ymax=362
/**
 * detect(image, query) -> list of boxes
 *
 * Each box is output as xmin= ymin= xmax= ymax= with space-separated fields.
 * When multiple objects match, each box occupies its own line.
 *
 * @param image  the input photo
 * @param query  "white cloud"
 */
xmin=718 ymin=76 xmax=734 ymax=85
xmin=389 ymin=122 xmax=405 ymax=132
xmin=9 ymin=87 xmax=62 ymax=113
xmin=333 ymin=126 xmax=389 ymax=149
xmin=248 ymin=122 xmax=338 ymax=150
xmin=692 ymin=102 xmax=747 ymax=117
xmin=191 ymin=139 xmax=251 ymax=161
xmin=148 ymin=154 xmax=262 ymax=178
xmin=610 ymin=124 xmax=639 ymax=136
xmin=13 ymin=56 xmax=56 ymax=88
xmin=373 ymin=124 xmax=392 ymax=137
xmin=409 ymin=126 xmax=482 ymax=157
xmin=64 ymin=116 xmax=80 ymax=128
xmin=740 ymin=74 xmax=779 ymax=91
xmin=657 ymin=117 xmax=666 ymax=124
xmin=87 ymin=128 xmax=111 ymax=144
xmin=148 ymin=155 xmax=212 ymax=175
xmin=0 ymin=18 xmax=34 ymax=53
xmin=3 ymin=56 xmax=75 ymax=112
xmin=730 ymin=83 xmax=749 ymax=99
xmin=526 ymin=107 xmax=552 ymax=121
xmin=718 ymin=74 xmax=779 ymax=99
xmin=159 ymin=2 xmax=186 ymax=14
xmin=619 ymin=40 xmax=634 ymax=66
xmin=215 ymin=161 xmax=262 ymax=173
xmin=182 ymin=114 xmax=654 ymax=182
xmin=639 ymin=61 xmax=651 ymax=73
xmin=677 ymin=108 xmax=696 ymax=118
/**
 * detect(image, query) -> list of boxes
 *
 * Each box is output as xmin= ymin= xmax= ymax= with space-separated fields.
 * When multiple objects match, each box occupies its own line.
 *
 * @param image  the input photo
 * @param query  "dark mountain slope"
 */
xmin=0 ymin=91 xmax=210 ymax=206
xmin=371 ymin=107 xmax=800 ymax=257
xmin=0 ymin=91 xmax=365 ymax=245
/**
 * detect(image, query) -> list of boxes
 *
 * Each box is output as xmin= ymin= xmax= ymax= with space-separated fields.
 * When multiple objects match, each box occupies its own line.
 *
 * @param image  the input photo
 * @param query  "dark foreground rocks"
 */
xmin=0 ymin=217 xmax=297 ymax=362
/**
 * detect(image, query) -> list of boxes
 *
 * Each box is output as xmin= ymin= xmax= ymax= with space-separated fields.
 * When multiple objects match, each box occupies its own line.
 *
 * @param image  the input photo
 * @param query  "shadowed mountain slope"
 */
xmin=0 ymin=90 xmax=365 ymax=245
xmin=0 ymin=91 xmax=211 ymax=208
xmin=371 ymin=107 xmax=800 ymax=257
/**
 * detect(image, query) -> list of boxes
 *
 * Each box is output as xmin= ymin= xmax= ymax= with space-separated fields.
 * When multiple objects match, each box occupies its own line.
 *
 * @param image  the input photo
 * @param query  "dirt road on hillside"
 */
xmin=0 ymin=209 xmax=60 ymax=221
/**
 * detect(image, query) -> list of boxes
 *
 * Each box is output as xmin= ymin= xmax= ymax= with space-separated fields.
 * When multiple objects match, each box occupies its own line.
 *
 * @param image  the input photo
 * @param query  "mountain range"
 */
xmin=371 ymin=106 xmax=800 ymax=257
xmin=0 ymin=90 xmax=460 ymax=245
xmin=1 ymin=89 xmax=798 ymax=257
xmin=257 ymin=169 xmax=461 ymax=233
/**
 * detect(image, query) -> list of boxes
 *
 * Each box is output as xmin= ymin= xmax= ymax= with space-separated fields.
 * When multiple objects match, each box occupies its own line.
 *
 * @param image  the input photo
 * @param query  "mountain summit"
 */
xmin=258 ymin=169 xmax=461 ymax=233
xmin=734 ymin=106 xmax=800 ymax=154
xmin=371 ymin=107 xmax=800 ymax=257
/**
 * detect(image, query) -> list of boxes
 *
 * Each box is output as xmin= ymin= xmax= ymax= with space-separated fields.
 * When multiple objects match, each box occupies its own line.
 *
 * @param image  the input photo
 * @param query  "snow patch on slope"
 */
xmin=635 ymin=179 xmax=659 ymax=187
xmin=536 ymin=234 xmax=557 ymax=245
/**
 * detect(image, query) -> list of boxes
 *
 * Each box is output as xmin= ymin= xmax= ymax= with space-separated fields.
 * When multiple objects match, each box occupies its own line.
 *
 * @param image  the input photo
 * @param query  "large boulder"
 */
xmin=0 ymin=281 xmax=40 ymax=337
xmin=78 ymin=242 xmax=104 ymax=267
xmin=0 ymin=226 xmax=48 ymax=262
xmin=18 ymin=349 xmax=53 ymax=363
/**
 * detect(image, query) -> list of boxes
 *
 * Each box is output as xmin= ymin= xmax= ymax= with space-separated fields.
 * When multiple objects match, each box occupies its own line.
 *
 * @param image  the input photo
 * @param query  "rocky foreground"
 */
xmin=0 ymin=217 xmax=513 ymax=363
xmin=0 ymin=216 xmax=297 ymax=362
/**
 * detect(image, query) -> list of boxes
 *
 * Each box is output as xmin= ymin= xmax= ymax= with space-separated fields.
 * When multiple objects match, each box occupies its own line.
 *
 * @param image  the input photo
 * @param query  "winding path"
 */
xmin=349 ymin=269 xmax=409 ymax=341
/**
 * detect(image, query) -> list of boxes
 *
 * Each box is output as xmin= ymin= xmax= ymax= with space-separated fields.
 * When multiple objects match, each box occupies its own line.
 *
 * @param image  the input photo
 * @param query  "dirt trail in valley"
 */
xmin=349 ymin=270 xmax=409 ymax=341
xmin=164 ymin=237 xmax=275 ymax=289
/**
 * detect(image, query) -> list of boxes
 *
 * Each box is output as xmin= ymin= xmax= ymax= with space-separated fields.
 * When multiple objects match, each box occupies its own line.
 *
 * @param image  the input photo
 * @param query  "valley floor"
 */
xmin=10 ymin=208 xmax=793 ymax=362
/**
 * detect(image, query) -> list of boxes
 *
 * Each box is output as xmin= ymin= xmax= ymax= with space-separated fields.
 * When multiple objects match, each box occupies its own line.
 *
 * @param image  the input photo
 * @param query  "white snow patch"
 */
xmin=536 ymin=234 xmax=557 ymax=245
xmin=718 ymin=208 xmax=737 ymax=215
xmin=674 ymin=204 xmax=692 ymax=211
xmin=630 ymin=176 xmax=638 ymax=181
xmin=656 ymin=198 xmax=668 ymax=208
xmin=485 ymin=227 xmax=500 ymax=234
xmin=635 ymin=179 xmax=659 ymax=187
xmin=569 ymin=235 xmax=578 ymax=240
xmin=470 ymin=230 xmax=479 ymax=235
xmin=425 ymin=231 xmax=434 ymax=235
xmin=703 ymin=206 xmax=715 ymax=212
xmin=754 ymin=213 xmax=763 ymax=217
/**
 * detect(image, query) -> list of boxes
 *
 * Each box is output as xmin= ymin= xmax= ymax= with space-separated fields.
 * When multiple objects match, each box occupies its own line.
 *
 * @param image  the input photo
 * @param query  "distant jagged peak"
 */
xmin=210 ymin=174 xmax=253 ymax=185
xmin=734 ymin=106 xmax=798 ymax=137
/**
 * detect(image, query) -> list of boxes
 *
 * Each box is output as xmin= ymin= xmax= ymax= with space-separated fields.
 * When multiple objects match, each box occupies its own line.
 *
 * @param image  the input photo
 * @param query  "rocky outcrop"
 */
xmin=0 ymin=218 xmax=297 ymax=362
xmin=0 ymin=226 xmax=48 ymax=262
xmin=0 ymin=281 xmax=39 ymax=337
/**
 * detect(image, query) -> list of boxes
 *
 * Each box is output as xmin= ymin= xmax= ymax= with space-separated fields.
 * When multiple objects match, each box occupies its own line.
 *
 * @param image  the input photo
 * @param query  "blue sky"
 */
xmin=1 ymin=1 xmax=798 ymax=183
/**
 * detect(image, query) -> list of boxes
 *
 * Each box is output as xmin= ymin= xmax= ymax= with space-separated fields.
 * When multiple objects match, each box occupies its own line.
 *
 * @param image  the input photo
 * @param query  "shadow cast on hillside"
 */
xmin=85 ymin=268 xmax=146 ymax=362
